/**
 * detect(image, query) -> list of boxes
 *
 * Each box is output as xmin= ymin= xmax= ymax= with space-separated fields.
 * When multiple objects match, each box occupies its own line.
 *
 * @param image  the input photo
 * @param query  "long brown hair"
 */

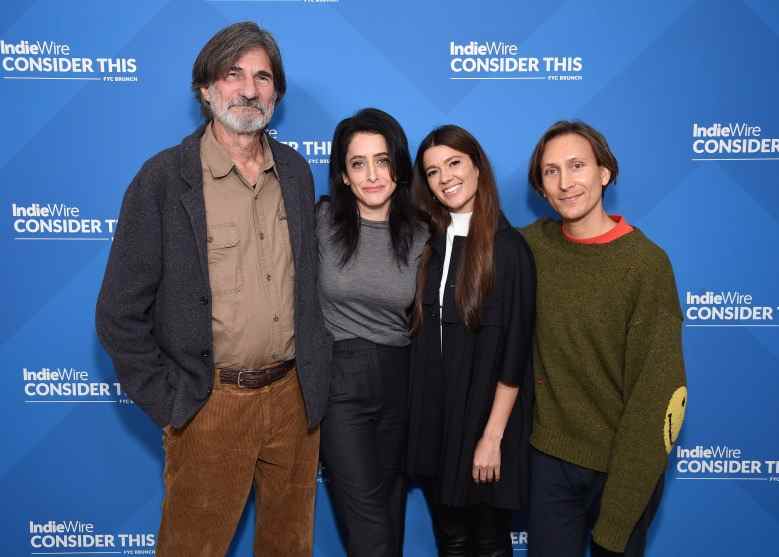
xmin=411 ymin=125 xmax=500 ymax=332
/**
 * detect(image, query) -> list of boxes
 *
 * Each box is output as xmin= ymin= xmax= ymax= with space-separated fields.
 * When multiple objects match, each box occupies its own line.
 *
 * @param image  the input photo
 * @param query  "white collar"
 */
xmin=448 ymin=211 xmax=472 ymax=237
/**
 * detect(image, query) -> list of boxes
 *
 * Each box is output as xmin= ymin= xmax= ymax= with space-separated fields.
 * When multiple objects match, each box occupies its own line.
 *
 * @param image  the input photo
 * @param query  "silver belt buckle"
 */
xmin=236 ymin=370 xmax=250 ymax=388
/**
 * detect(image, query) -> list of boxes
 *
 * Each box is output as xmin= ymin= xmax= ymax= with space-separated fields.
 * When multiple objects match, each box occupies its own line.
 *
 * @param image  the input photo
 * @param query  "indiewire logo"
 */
xmin=22 ymin=367 xmax=129 ymax=403
xmin=28 ymin=520 xmax=155 ymax=552
xmin=448 ymin=40 xmax=583 ymax=81
xmin=684 ymin=290 xmax=777 ymax=325
xmin=674 ymin=445 xmax=779 ymax=481
xmin=11 ymin=202 xmax=117 ymax=240
xmin=1 ymin=38 xmax=138 ymax=82
xmin=691 ymin=121 xmax=779 ymax=159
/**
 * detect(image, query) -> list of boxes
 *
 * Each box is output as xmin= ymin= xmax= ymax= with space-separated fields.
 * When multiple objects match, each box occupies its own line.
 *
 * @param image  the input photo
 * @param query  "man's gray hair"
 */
xmin=191 ymin=21 xmax=286 ymax=119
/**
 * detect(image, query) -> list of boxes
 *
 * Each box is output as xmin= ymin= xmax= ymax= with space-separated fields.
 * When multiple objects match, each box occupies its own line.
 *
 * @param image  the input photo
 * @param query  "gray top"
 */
xmin=317 ymin=201 xmax=428 ymax=347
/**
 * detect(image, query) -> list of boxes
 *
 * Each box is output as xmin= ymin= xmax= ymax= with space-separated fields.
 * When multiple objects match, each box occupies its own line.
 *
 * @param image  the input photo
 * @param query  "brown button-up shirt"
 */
xmin=201 ymin=123 xmax=295 ymax=369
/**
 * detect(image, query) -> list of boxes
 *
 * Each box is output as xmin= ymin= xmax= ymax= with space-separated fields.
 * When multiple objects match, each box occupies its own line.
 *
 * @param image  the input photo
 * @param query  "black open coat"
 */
xmin=407 ymin=215 xmax=536 ymax=509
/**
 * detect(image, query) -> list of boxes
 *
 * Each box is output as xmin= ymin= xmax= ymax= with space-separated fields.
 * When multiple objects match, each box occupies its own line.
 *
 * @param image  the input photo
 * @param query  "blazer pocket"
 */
xmin=206 ymin=223 xmax=242 ymax=296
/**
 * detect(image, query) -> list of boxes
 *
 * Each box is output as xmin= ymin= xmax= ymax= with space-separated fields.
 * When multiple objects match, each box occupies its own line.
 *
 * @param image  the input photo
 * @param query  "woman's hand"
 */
xmin=472 ymin=435 xmax=501 ymax=483
xmin=472 ymin=382 xmax=518 ymax=483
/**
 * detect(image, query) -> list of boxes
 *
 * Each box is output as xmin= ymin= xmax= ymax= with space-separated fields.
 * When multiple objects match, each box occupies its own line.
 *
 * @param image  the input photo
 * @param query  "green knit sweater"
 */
xmin=521 ymin=218 xmax=687 ymax=552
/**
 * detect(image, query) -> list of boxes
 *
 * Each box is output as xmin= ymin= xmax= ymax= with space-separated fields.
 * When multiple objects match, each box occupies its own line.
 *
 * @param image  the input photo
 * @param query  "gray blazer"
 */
xmin=96 ymin=125 xmax=332 ymax=429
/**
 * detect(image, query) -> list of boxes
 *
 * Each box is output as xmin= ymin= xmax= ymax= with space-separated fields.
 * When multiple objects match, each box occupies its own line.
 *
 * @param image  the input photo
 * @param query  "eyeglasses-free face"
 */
xmin=540 ymin=133 xmax=611 ymax=233
xmin=422 ymin=145 xmax=480 ymax=214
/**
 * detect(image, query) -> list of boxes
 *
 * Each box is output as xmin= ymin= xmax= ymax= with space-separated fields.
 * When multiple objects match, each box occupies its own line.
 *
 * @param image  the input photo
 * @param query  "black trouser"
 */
xmin=528 ymin=447 xmax=664 ymax=557
xmin=425 ymin=497 xmax=513 ymax=557
xmin=320 ymin=338 xmax=409 ymax=557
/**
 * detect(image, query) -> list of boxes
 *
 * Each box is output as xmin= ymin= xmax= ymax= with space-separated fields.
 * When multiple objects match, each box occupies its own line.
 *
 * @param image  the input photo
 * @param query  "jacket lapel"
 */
xmin=441 ymin=236 xmax=465 ymax=323
xmin=179 ymin=125 xmax=209 ymax=285
xmin=269 ymin=138 xmax=302 ymax=263
xmin=423 ymin=232 xmax=446 ymax=304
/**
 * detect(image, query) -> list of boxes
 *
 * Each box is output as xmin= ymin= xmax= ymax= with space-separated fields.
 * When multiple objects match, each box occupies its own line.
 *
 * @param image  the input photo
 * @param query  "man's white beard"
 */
xmin=208 ymin=84 xmax=275 ymax=134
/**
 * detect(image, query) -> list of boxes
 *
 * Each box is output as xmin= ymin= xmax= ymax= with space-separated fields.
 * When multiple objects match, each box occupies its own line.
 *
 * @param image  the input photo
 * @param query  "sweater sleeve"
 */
xmin=592 ymin=252 xmax=687 ymax=552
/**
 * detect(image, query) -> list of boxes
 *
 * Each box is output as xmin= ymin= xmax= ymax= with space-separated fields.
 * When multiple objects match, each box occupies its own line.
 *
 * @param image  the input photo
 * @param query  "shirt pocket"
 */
xmin=207 ymin=223 xmax=242 ymax=296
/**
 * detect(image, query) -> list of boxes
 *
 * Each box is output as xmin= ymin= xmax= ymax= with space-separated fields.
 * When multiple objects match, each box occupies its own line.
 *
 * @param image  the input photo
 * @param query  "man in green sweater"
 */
xmin=522 ymin=121 xmax=687 ymax=557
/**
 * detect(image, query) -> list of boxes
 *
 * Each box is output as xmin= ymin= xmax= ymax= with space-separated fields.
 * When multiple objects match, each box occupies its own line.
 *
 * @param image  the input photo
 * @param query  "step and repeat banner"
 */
xmin=2 ymin=0 xmax=778 ymax=555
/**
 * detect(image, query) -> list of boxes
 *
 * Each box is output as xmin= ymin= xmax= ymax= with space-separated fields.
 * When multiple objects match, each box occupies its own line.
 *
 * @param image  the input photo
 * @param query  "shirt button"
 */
xmin=266 ymin=274 xmax=272 ymax=281
xmin=259 ymin=232 xmax=265 ymax=240
xmin=273 ymin=314 xmax=279 ymax=322
xmin=207 ymin=236 xmax=213 ymax=243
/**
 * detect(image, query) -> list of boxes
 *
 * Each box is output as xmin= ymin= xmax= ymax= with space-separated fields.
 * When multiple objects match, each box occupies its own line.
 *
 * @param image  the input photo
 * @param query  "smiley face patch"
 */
xmin=664 ymin=386 xmax=688 ymax=454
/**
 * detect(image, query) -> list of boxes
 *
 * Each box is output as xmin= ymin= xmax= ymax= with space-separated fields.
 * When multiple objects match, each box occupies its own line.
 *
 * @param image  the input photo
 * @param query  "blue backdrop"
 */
xmin=2 ymin=1 xmax=778 ymax=555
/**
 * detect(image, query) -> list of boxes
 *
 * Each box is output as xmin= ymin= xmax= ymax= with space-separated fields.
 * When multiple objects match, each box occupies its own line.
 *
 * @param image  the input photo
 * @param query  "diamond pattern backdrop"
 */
xmin=2 ymin=1 xmax=777 ymax=555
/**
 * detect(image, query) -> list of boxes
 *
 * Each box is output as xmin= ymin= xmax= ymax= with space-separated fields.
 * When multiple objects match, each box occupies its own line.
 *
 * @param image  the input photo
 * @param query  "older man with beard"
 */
xmin=96 ymin=22 xmax=331 ymax=557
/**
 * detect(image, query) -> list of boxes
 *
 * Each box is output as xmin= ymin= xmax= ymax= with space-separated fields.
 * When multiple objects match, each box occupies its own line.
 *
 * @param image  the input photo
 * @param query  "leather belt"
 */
xmin=218 ymin=359 xmax=295 ymax=389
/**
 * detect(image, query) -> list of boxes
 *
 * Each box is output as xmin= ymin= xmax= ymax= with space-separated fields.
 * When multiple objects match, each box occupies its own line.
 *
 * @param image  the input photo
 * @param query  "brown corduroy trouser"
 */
xmin=156 ymin=368 xmax=320 ymax=557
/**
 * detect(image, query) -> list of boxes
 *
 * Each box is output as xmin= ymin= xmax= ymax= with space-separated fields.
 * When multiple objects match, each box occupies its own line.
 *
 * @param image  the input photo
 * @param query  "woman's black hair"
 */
xmin=326 ymin=107 xmax=417 ymax=266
